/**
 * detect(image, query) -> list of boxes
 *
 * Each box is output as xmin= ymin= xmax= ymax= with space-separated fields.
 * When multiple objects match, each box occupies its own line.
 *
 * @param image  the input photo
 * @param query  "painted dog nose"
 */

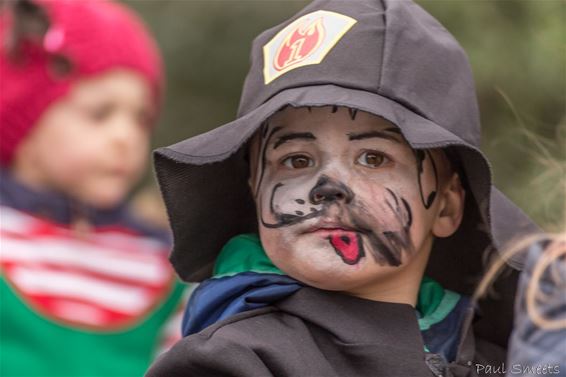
xmin=309 ymin=175 xmax=354 ymax=204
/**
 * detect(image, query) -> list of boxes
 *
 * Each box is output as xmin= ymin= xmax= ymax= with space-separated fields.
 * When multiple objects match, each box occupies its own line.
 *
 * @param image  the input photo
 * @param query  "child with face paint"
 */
xmin=147 ymin=1 xmax=540 ymax=376
xmin=247 ymin=106 xmax=464 ymax=305
xmin=0 ymin=1 xmax=186 ymax=376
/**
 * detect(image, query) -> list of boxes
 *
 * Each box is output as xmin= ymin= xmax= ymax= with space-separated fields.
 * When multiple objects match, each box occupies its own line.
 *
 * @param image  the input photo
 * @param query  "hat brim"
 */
xmin=155 ymin=84 xmax=540 ymax=283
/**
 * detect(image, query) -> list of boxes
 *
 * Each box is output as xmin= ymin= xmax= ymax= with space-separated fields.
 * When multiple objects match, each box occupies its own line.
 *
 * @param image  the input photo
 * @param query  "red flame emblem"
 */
xmin=274 ymin=18 xmax=325 ymax=72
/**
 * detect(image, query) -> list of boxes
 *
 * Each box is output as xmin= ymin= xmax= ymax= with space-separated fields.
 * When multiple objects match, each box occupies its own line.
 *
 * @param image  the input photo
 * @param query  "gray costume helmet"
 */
xmin=155 ymin=0 xmax=539 ymax=294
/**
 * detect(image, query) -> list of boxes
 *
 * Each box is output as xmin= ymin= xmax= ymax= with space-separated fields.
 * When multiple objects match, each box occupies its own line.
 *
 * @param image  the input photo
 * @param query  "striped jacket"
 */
xmin=0 ymin=169 xmax=187 ymax=377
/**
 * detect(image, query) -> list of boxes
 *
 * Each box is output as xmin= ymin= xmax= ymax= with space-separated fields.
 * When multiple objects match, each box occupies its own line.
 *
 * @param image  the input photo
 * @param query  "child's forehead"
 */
xmin=267 ymin=106 xmax=399 ymax=134
xmin=268 ymin=106 xmax=398 ymax=129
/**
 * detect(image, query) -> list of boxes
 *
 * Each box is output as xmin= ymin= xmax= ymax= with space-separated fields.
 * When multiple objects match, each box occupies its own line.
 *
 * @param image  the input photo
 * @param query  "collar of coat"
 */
xmin=277 ymin=286 xmax=426 ymax=348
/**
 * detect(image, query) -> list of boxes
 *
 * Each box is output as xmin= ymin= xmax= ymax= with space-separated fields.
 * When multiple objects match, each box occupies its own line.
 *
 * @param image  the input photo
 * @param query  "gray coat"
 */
xmin=146 ymin=287 xmax=507 ymax=377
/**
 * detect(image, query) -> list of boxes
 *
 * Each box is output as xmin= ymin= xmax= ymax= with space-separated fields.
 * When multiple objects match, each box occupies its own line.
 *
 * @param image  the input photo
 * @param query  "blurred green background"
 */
xmin=125 ymin=0 xmax=565 ymax=232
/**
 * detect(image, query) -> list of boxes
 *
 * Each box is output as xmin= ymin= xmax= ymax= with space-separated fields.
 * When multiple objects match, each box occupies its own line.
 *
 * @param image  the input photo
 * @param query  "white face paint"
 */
xmin=252 ymin=106 xmax=448 ymax=297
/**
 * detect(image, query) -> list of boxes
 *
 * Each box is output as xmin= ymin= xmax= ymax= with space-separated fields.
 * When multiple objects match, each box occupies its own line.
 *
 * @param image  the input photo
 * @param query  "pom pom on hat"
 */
xmin=0 ymin=0 xmax=163 ymax=166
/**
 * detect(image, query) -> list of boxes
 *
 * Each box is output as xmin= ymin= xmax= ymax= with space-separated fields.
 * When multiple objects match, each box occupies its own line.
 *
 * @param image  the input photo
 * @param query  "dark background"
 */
xmin=125 ymin=0 xmax=565 ymax=231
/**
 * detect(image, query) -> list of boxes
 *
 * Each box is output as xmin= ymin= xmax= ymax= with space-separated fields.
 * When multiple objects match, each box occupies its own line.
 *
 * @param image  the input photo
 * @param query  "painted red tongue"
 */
xmin=329 ymin=233 xmax=360 ymax=264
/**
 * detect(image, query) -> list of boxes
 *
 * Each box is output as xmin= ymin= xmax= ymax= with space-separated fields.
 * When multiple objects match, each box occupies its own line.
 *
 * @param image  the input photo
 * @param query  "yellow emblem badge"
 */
xmin=263 ymin=10 xmax=357 ymax=84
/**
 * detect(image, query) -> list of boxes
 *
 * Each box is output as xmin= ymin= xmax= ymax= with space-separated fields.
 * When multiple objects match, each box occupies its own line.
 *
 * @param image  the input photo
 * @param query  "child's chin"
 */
xmin=77 ymin=189 xmax=128 ymax=210
xmin=289 ymin=259 xmax=368 ymax=290
xmin=300 ymin=275 xmax=364 ymax=292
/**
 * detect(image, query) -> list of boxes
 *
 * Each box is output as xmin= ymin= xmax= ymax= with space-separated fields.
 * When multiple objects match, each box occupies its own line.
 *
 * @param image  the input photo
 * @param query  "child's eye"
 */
xmin=356 ymin=151 xmax=388 ymax=168
xmin=282 ymin=155 xmax=314 ymax=169
xmin=88 ymin=104 xmax=114 ymax=123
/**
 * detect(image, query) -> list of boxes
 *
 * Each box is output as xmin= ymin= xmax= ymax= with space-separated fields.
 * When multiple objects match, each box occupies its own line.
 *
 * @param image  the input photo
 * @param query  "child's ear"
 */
xmin=432 ymin=173 xmax=465 ymax=238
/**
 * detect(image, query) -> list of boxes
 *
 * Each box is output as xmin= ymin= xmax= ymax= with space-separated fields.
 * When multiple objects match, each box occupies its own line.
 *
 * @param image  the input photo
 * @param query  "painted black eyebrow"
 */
xmin=347 ymin=127 xmax=402 ymax=143
xmin=273 ymin=132 xmax=316 ymax=149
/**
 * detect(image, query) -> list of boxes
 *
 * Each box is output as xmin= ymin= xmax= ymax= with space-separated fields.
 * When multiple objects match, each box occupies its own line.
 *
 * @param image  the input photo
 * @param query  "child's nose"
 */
xmin=110 ymin=116 xmax=141 ymax=147
xmin=309 ymin=175 xmax=354 ymax=205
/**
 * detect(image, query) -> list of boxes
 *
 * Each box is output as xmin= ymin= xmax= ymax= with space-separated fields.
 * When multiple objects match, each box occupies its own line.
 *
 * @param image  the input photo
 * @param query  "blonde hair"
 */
xmin=474 ymin=90 xmax=565 ymax=330
xmin=474 ymin=233 xmax=566 ymax=330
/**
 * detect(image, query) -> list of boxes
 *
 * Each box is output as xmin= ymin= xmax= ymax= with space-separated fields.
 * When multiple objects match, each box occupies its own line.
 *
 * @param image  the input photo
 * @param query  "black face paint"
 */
xmin=255 ymin=111 xmax=415 ymax=267
xmin=401 ymin=198 xmax=413 ymax=228
xmin=415 ymin=149 xmax=438 ymax=209
xmin=348 ymin=108 xmax=358 ymax=121
xmin=255 ymin=124 xmax=326 ymax=228
xmin=259 ymin=170 xmax=413 ymax=267
xmin=255 ymin=123 xmax=282 ymax=198
xmin=261 ymin=175 xmax=356 ymax=228
xmin=347 ymin=128 xmax=403 ymax=156
xmin=384 ymin=188 xmax=412 ymax=229
xmin=384 ymin=127 xmax=402 ymax=134
xmin=348 ymin=130 xmax=401 ymax=143
xmin=350 ymin=189 xmax=413 ymax=267
xmin=260 ymin=182 xmax=324 ymax=228
xmin=273 ymin=132 xmax=316 ymax=149
xmin=356 ymin=224 xmax=402 ymax=266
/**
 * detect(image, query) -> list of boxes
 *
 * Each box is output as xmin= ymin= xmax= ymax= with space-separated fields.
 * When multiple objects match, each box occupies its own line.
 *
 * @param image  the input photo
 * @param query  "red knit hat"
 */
xmin=0 ymin=0 xmax=163 ymax=166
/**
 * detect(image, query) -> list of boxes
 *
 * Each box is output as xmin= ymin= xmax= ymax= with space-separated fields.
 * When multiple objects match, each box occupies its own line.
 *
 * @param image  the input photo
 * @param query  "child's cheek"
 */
xmin=359 ymin=164 xmax=437 ymax=255
xmin=258 ymin=227 xmax=292 ymax=272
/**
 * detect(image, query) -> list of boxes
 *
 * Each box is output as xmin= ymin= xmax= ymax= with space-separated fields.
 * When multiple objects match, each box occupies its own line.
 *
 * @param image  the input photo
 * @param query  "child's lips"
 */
xmin=302 ymin=222 xmax=365 ymax=265
xmin=308 ymin=228 xmax=354 ymax=235
xmin=303 ymin=222 xmax=359 ymax=235
xmin=106 ymin=167 xmax=132 ymax=178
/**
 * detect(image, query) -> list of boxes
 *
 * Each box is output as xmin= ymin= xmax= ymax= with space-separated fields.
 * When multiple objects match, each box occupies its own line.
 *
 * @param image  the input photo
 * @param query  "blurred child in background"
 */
xmin=0 ymin=1 xmax=186 ymax=375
